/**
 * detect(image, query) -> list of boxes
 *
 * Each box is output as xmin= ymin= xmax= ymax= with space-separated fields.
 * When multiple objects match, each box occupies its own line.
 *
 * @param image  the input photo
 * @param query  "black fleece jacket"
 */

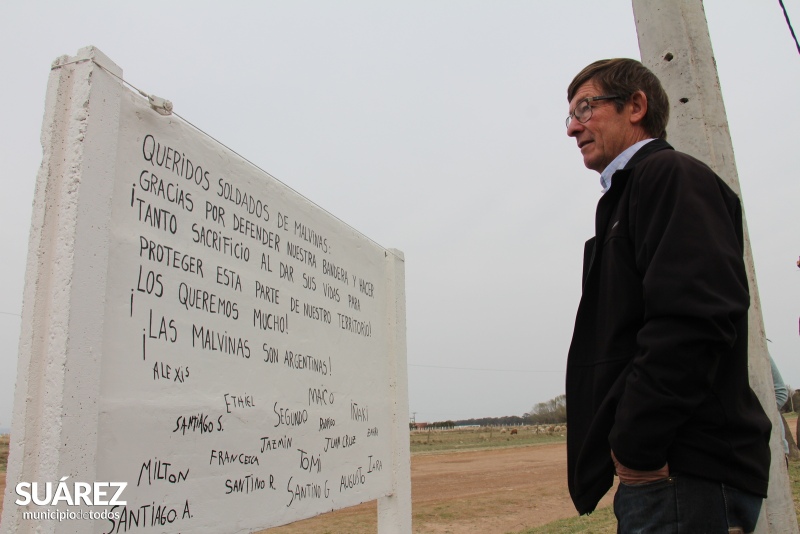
xmin=565 ymin=139 xmax=771 ymax=514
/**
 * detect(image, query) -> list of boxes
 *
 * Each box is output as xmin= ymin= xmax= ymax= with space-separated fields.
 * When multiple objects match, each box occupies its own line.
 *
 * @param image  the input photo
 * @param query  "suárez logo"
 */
xmin=15 ymin=477 xmax=127 ymax=506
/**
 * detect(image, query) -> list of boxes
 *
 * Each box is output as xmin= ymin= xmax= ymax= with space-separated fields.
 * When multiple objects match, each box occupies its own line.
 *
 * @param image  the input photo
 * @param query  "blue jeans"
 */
xmin=613 ymin=473 xmax=762 ymax=533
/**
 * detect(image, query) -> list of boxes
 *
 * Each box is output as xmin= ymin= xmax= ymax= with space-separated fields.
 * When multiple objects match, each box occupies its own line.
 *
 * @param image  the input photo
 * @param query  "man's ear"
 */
xmin=629 ymin=90 xmax=648 ymax=125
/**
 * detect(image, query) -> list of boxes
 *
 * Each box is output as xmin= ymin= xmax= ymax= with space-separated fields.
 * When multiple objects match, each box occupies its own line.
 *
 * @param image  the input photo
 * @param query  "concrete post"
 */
xmin=0 ymin=46 xmax=123 ymax=534
xmin=632 ymin=2 xmax=798 ymax=532
xmin=377 ymin=249 xmax=412 ymax=534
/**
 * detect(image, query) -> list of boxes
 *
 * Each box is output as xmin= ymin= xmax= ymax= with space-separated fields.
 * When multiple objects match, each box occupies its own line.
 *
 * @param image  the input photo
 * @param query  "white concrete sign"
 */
xmin=2 ymin=46 xmax=410 ymax=534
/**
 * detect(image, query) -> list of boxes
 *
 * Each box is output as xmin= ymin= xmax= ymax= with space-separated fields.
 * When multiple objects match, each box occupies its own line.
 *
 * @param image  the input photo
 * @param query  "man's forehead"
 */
xmin=569 ymin=80 xmax=603 ymax=107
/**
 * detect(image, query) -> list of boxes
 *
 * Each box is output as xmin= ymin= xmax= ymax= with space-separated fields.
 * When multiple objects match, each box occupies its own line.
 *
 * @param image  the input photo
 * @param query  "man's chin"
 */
xmin=583 ymin=157 xmax=603 ymax=174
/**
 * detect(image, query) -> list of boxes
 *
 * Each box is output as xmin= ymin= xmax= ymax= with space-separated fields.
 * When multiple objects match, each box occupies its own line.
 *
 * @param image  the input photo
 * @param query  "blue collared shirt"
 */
xmin=600 ymin=138 xmax=655 ymax=194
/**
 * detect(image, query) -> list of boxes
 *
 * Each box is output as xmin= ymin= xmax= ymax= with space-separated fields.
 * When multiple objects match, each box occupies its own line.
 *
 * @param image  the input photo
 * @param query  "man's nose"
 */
xmin=566 ymin=116 xmax=582 ymax=137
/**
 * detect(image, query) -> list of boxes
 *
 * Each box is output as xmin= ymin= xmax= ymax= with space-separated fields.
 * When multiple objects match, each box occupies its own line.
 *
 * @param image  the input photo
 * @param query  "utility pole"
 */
xmin=632 ymin=2 xmax=798 ymax=532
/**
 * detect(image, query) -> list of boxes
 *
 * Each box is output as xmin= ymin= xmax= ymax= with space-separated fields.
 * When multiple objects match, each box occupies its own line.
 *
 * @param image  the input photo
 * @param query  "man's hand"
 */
xmin=611 ymin=450 xmax=669 ymax=485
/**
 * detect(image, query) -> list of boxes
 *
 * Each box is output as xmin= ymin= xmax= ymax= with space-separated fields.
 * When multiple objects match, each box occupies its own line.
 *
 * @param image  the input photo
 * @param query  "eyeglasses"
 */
xmin=566 ymin=95 xmax=621 ymax=128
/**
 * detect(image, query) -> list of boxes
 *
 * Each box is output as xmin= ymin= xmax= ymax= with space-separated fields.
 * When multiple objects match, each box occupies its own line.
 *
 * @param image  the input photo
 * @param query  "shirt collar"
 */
xmin=600 ymin=138 xmax=655 ymax=194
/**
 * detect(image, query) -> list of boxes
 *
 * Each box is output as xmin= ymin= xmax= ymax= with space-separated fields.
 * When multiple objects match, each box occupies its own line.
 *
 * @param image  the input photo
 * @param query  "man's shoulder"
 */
xmin=621 ymin=140 xmax=705 ymax=182
xmin=630 ymin=146 xmax=740 ymax=205
xmin=636 ymin=143 xmax=711 ymax=172
xmin=633 ymin=144 xmax=722 ymax=182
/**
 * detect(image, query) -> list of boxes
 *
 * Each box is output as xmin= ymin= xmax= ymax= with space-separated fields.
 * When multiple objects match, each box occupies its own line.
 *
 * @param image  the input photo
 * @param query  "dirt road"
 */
xmin=263 ymin=443 xmax=616 ymax=534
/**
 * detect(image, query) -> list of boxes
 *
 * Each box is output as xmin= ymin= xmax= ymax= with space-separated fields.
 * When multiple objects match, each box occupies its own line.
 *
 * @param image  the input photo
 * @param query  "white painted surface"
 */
xmin=632 ymin=2 xmax=798 ymax=533
xmin=2 ymin=46 xmax=411 ymax=534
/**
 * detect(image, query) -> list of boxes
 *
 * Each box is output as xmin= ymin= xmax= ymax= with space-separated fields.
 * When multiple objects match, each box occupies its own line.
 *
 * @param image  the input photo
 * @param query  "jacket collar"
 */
xmin=620 ymin=137 xmax=673 ymax=171
xmin=583 ymin=138 xmax=674 ymax=282
xmin=599 ymin=138 xmax=674 ymax=222
xmin=593 ymin=139 xmax=673 ymax=246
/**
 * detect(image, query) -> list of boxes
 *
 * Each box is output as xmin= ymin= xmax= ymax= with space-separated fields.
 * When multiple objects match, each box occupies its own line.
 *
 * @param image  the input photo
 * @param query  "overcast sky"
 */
xmin=1 ymin=1 xmax=798 ymax=428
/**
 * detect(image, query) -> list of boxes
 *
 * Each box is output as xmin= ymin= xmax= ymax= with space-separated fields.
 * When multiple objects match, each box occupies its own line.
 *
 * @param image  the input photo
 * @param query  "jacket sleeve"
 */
xmin=608 ymin=153 xmax=750 ymax=471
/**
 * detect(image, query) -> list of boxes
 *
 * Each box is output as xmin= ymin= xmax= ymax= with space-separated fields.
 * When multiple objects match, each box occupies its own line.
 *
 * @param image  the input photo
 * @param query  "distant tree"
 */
xmin=451 ymin=415 xmax=525 ymax=427
xmin=428 ymin=420 xmax=455 ymax=430
xmin=526 ymin=394 xmax=567 ymax=425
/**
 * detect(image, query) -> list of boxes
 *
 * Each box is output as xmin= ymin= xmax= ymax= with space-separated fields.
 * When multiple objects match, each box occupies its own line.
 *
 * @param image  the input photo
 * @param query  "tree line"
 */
xmin=412 ymin=394 xmax=567 ymax=429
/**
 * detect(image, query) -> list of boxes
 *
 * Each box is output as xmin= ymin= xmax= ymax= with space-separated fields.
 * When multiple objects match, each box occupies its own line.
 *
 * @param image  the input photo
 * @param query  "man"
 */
xmin=564 ymin=58 xmax=771 ymax=532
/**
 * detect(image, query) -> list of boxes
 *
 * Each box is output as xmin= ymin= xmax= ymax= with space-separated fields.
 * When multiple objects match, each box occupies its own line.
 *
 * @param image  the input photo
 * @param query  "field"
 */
xmin=260 ymin=426 xmax=604 ymax=534
xmin=0 ymin=434 xmax=7 ymax=475
xmin=1 ymin=420 xmax=799 ymax=533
